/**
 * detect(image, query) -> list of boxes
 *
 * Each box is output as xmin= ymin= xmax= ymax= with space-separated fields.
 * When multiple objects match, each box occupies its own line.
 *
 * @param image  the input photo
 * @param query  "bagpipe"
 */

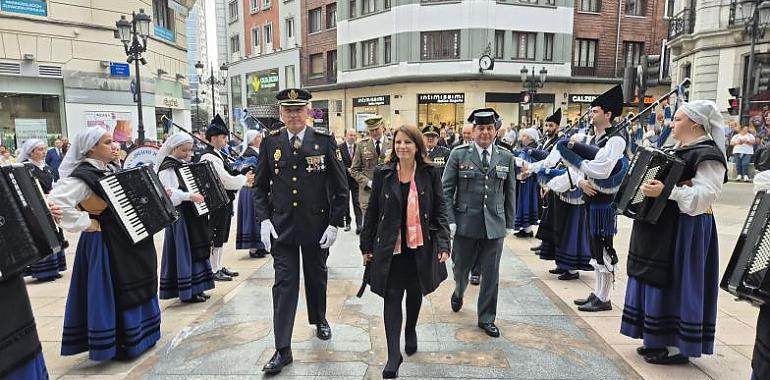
xmin=556 ymin=138 xmax=630 ymax=194
xmin=160 ymin=115 xmax=257 ymax=175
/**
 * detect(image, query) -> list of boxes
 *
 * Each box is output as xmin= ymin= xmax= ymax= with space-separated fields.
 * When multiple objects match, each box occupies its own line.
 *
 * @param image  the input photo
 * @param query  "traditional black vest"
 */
xmin=0 ymin=276 xmax=41 ymax=378
xmin=25 ymin=161 xmax=55 ymax=194
xmin=627 ymin=139 xmax=727 ymax=287
xmin=70 ymin=162 xmax=158 ymax=309
xmin=158 ymin=157 xmax=213 ymax=262
xmin=583 ymin=132 xmax=626 ymax=203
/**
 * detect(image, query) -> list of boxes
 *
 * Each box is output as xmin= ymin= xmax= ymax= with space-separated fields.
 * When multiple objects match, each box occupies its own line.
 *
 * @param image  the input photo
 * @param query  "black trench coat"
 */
xmin=360 ymin=161 xmax=450 ymax=298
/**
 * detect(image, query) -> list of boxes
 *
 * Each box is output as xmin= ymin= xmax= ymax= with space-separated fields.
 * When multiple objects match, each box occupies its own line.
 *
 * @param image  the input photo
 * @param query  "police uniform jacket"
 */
xmin=442 ymin=143 xmax=516 ymax=240
xmin=427 ymin=145 xmax=451 ymax=167
xmin=253 ymin=126 xmax=349 ymax=246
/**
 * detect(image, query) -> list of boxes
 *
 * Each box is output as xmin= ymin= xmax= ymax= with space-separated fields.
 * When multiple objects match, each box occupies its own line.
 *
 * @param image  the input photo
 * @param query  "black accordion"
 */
xmin=721 ymin=191 xmax=770 ymax=306
xmin=614 ymin=147 xmax=685 ymax=224
xmin=99 ymin=165 xmax=179 ymax=244
xmin=176 ymin=161 xmax=229 ymax=216
xmin=0 ymin=164 xmax=63 ymax=281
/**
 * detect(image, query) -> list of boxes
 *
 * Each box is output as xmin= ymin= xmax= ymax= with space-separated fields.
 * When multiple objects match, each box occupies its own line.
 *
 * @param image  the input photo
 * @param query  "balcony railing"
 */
xmin=669 ymin=8 xmax=695 ymax=40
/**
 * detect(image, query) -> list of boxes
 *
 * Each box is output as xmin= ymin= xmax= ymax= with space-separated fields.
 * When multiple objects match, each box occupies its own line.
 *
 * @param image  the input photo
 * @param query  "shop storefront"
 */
xmin=245 ymin=68 xmax=280 ymax=131
xmin=154 ymin=79 xmax=187 ymax=142
xmin=353 ymin=96 xmax=390 ymax=132
xmin=485 ymin=92 xmax=555 ymax=129
xmin=417 ymin=93 xmax=465 ymax=130
xmin=0 ymin=93 xmax=64 ymax=151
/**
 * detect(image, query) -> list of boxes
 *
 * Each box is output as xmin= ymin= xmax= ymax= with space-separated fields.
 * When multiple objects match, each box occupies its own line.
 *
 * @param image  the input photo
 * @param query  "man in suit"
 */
xmin=339 ymin=129 xmax=362 ymax=234
xmin=452 ymin=124 xmax=474 ymax=150
xmin=45 ymin=138 xmax=64 ymax=181
xmin=350 ymin=115 xmax=392 ymax=217
xmin=254 ymin=88 xmax=348 ymax=374
xmin=442 ymin=108 xmax=516 ymax=338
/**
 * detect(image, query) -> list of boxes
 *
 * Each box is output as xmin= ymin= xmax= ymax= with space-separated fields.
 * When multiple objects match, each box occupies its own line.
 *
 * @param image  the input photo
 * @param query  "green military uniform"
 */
xmin=349 ymin=116 xmax=392 ymax=213
xmin=442 ymin=110 xmax=516 ymax=330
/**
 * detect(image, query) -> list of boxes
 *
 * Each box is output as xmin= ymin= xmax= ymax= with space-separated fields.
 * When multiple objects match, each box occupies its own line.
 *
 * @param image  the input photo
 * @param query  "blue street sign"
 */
xmin=0 ymin=0 xmax=47 ymax=17
xmin=110 ymin=62 xmax=130 ymax=77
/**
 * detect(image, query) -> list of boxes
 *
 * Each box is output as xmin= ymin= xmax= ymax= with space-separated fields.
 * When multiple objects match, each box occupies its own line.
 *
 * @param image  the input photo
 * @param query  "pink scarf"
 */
xmin=394 ymin=163 xmax=424 ymax=255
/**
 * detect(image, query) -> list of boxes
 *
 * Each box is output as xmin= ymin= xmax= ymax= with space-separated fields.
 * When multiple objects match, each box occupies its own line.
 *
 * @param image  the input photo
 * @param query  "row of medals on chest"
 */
xmin=273 ymin=144 xmax=326 ymax=175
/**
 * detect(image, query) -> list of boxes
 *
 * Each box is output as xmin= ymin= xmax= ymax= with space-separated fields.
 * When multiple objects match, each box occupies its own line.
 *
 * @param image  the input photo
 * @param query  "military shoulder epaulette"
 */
xmin=313 ymin=127 xmax=332 ymax=136
xmin=268 ymin=127 xmax=284 ymax=137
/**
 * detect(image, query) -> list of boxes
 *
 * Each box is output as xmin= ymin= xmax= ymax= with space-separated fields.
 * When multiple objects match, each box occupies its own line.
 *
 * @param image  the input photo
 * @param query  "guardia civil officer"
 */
xmin=253 ymin=88 xmax=349 ymax=374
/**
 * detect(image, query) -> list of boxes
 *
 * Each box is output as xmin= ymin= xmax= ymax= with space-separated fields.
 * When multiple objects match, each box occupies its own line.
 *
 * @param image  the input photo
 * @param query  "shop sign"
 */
xmin=154 ymin=26 xmax=175 ymax=43
xmin=631 ymin=96 xmax=656 ymax=105
xmin=157 ymin=96 xmax=184 ymax=110
xmin=110 ymin=62 xmax=130 ymax=77
xmin=124 ymin=146 xmax=160 ymax=169
xmin=1 ymin=0 xmax=47 ymax=17
xmin=14 ymin=119 xmax=47 ymax=145
xmin=418 ymin=93 xmax=464 ymax=104
xmin=246 ymin=68 xmax=280 ymax=108
xmin=569 ymin=94 xmax=598 ymax=104
xmin=84 ymin=111 xmax=133 ymax=142
xmin=353 ymin=96 xmax=390 ymax=107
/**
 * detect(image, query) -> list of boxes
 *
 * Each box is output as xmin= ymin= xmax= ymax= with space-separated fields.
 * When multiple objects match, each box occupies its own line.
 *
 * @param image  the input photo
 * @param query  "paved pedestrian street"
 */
xmin=30 ymin=182 xmax=758 ymax=379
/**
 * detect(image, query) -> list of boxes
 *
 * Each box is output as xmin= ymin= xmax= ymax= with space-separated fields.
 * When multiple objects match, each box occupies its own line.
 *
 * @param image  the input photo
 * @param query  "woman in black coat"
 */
xmin=360 ymin=124 xmax=451 ymax=379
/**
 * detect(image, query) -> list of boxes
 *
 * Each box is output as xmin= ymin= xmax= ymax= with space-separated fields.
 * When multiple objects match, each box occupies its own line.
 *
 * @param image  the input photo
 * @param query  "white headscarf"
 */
xmin=155 ymin=133 xmax=193 ymax=170
xmin=679 ymin=100 xmax=727 ymax=157
xmin=58 ymin=127 xmax=110 ymax=179
xmin=241 ymin=129 xmax=261 ymax=155
xmin=520 ymin=128 xmax=540 ymax=143
xmin=17 ymin=138 xmax=46 ymax=163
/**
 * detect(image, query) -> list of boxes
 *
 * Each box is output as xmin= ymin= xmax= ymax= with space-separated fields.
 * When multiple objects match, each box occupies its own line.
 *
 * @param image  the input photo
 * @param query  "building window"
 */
xmin=286 ymin=17 xmax=294 ymax=39
xmin=574 ymin=38 xmax=597 ymax=67
xmin=494 ymin=30 xmax=505 ymax=59
xmin=545 ymin=0 xmax=556 ymax=4
xmin=249 ymin=0 xmax=258 ymax=12
xmin=328 ymin=50 xmax=338 ymax=79
xmin=385 ymin=0 xmax=391 ymax=9
xmin=309 ymin=7 xmax=322 ymax=33
xmin=310 ymin=53 xmax=324 ymax=77
xmin=262 ymin=0 xmax=271 ymax=8
xmin=227 ymin=0 xmax=238 ymax=21
xmin=286 ymin=65 xmax=296 ymax=88
xmin=578 ymin=0 xmax=600 ymax=12
xmin=362 ymin=0 xmax=375 ymax=15
xmin=350 ymin=43 xmax=357 ymax=68
xmin=264 ymin=23 xmax=273 ymax=49
xmin=384 ymin=36 xmax=392 ymax=64
xmin=664 ymin=0 xmax=675 ymax=18
xmin=512 ymin=31 xmax=536 ymax=60
xmin=544 ymin=33 xmax=554 ymax=62
xmin=327 ymin=3 xmax=337 ymax=29
xmin=623 ymin=41 xmax=644 ymax=69
xmin=230 ymin=34 xmax=240 ymax=54
xmin=420 ymin=30 xmax=461 ymax=61
xmin=363 ymin=39 xmax=377 ymax=66
xmin=153 ymin=0 xmax=174 ymax=30
xmin=251 ymin=27 xmax=260 ymax=53
xmin=350 ymin=0 xmax=356 ymax=18
xmin=625 ymin=0 xmax=645 ymax=16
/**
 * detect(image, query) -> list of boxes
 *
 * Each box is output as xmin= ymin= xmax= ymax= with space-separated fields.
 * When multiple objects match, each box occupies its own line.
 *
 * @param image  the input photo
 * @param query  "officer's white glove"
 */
xmin=367 ymin=180 xmax=373 ymax=189
xmin=450 ymin=223 xmax=457 ymax=238
xmin=260 ymin=220 xmax=278 ymax=252
xmin=319 ymin=225 xmax=338 ymax=249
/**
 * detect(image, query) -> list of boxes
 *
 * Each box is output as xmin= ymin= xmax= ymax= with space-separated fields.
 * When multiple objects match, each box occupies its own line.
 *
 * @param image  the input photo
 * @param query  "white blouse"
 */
xmin=158 ymin=157 xmax=191 ymax=207
xmin=48 ymin=159 xmax=110 ymax=233
xmin=200 ymin=151 xmax=247 ymax=190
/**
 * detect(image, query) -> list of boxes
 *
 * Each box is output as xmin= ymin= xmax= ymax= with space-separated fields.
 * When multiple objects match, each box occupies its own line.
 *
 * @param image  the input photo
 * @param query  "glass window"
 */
xmin=310 ymin=53 xmax=324 ymax=76
xmin=230 ymin=34 xmax=240 ymax=53
xmin=420 ymin=30 xmax=460 ymax=61
xmin=494 ymin=30 xmax=505 ymax=59
xmin=512 ymin=31 xmax=536 ymax=60
xmin=286 ymin=18 xmax=294 ymax=39
xmin=350 ymin=43 xmax=357 ymax=68
xmin=227 ymin=0 xmax=238 ymax=21
xmin=250 ymin=0 xmax=258 ymax=12
xmin=328 ymin=50 xmax=338 ymax=79
xmin=231 ymin=75 xmax=242 ymax=107
xmin=665 ymin=0 xmax=675 ymax=17
xmin=263 ymin=0 xmax=271 ymax=8
xmin=362 ymin=0 xmax=375 ymax=15
xmin=623 ymin=41 xmax=644 ymax=70
xmin=574 ymin=38 xmax=597 ymax=67
xmin=384 ymin=36 xmax=392 ymax=64
xmin=625 ymin=0 xmax=645 ymax=16
xmin=252 ymin=27 xmax=260 ymax=52
xmin=309 ymin=7 xmax=322 ymax=33
xmin=153 ymin=0 xmax=174 ymax=30
xmin=264 ymin=23 xmax=273 ymax=48
xmin=579 ymin=0 xmax=600 ymax=12
xmin=327 ymin=3 xmax=337 ymax=29
xmin=385 ymin=0 xmax=391 ymax=9
xmin=544 ymin=33 xmax=554 ymax=62
xmin=285 ymin=65 xmax=296 ymax=88
xmin=350 ymin=0 xmax=356 ymax=18
xmin=363 ymin=39 xmax=377 ymax=66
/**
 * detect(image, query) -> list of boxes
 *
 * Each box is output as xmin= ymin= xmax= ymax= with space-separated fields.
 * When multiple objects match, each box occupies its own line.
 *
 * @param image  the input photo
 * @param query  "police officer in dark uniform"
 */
xmin=253 ymin=88 xmax=349 ymax=374
xmin=423 ymin=125 xmax=451 ymax=169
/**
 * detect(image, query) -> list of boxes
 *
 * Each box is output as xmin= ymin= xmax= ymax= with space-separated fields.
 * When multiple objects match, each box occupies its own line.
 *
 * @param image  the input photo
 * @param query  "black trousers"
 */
xmin=345 ymin=175 xmax=362 ymax=228
xmin=272 ymin=241 xmax=329 ymax=349
xmin=208 ymin=202 xmax=233 ymax=248
xmin=383 ymin=252 xmax=421 ymax=365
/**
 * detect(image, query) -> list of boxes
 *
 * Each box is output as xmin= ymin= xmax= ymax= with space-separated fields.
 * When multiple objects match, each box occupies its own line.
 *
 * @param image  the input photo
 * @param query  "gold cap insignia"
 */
xmin=288 ymin=89 xmax=299 ymax=100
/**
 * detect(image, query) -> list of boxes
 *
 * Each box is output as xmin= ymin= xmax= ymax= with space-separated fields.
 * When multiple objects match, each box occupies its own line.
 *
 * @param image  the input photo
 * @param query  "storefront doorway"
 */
xmin=417 ymin=93 xmax=465 ymax=131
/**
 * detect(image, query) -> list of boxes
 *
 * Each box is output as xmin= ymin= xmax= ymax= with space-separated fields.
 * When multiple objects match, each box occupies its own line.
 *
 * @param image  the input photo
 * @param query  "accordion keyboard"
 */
xmin=101 ymin=175 xmax=148 ymax=243
xmin=631 ymin=164 xmax=663 ymax=205
xmin=178 ymin=166 xmax=209 ymax=215
xmin=748 ymin=223 xmax=770 ymax=288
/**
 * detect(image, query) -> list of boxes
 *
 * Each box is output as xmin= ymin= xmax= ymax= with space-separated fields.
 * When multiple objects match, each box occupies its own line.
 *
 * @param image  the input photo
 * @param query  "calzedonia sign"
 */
xmin=353 ymin=96 xmax=390 ymax=107
xmin=418 ymin=93 xmax=465 ymax=104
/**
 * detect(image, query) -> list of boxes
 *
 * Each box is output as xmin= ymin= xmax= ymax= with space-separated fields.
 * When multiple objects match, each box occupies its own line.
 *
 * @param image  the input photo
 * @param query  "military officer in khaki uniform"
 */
xmin=350 ymin=115 xmax=392 ymax=214
xmin=423 ymin=125 xmax=451 ymax=169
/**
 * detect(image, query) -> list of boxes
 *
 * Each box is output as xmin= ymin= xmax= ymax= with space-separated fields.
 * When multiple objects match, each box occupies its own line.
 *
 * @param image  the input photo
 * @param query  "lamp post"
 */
xmin=115 ymin=9 xmax=151 ymax=145
xmin=739 ymin=0 xmax=770 ymax=124
xmin=520 ymin=66 xmax=548 ymax=127
xmin=192 ymin=89 xmax=206 ymax=132
xmin=195 ymin=61 xmax=228 ymax=118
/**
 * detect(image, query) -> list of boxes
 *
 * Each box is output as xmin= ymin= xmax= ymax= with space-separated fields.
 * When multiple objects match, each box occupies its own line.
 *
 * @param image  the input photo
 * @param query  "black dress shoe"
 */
xmin=213 ymin=270 xmax=232 ymax=281
xmin=262 ymin=349 xmax=293 ymax=374
xmin=530 ymin=245 xmax=542 ymax=251
xmin=316 ymin=321 xmax=332 ymax=340
xmin=573 ymin=293 xmax=596 ymax=306
xmin=405 ymin=329 xmax=417 ymax=356
xmin=549 ymin=267 xmax=567 ymax=275
xmin=182 ymin=294 xmax=207 ymax=303
xmin=198 ymin=292 xmax=211 ymax=299
xmin=578 ymin=297 xmax=612 ymax=312
xmin=478 ymin=322 xmax=500 ymax=337
xmin=249 ymin=250 xmax=260 ymax=258
xmin=255 ymin=249 xmax=268 ymax=258
xmin=221 ymin=267 xmax=239 ymax=277
xmin=514 ymin=230 xmax=534 ymax=238
xmin=451 ymin=294 xmax=463 ymax=312
xmin=382 ymin=355 xmax=403 ymax=379
xmin=558 ymin=271 xmax=580 ymax=281
xmin=470 ymin=274 xmax=481 ymax=285
xmin=355 ymin=228 xmax=361 ymax=235
xmin=644 ymin=350 xmax=689 ymax=365
xmin=636 ymin=346 xmax=667 ymax=356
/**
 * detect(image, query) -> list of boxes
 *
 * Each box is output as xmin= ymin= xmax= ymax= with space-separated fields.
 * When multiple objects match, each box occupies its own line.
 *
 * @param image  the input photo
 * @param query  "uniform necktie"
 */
xmin=375 ymin=140 xmax=381 ymax=157
xmin=482 ymin=150 xmax=489 ymax=172
xmin=291 ymin=135 xmax=301 ymax=152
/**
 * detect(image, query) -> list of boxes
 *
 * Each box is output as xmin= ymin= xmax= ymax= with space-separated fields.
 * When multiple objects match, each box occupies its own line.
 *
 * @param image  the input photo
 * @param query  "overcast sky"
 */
xmin=205 ymin=0 xmax=218 ymax=66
